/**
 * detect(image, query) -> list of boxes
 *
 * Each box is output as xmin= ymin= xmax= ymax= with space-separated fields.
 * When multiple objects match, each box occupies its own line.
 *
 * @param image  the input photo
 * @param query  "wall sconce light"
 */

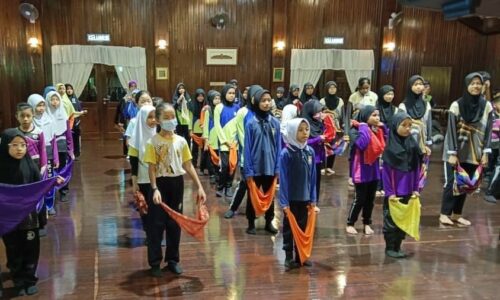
xmin=383 ymin=42 xmax=396 ymax=51
xmin=158 ymin=39 xmax=168 ymax=50
xmin=28 ymin=37 xmax=40 ymax=48
xmin=275 ymin=41 xmax=285 ymax=51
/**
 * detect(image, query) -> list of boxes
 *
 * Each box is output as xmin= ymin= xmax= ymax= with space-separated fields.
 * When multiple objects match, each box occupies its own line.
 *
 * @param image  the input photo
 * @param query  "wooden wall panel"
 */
xmin=1 ymin=0 xmax=499 ymax=131
xmin=392 ymin=7 xmax=489 ymax=105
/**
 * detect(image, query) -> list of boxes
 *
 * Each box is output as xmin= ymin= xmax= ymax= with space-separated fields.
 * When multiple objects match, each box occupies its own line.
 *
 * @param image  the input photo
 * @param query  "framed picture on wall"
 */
xmin=273 ymin=67 xmax=285 ymax=82
xmin=206 ymin=48 xmax=238 ymax=65
xmin=156 ymin=67 xmax=168 ymax=80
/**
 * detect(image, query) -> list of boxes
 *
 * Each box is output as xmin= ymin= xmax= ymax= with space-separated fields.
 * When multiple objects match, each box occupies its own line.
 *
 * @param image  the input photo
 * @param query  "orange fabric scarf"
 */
xmin=159 ymin=198 xmax=209 ymax=241
xmin=351 ymin=120 xmax=386 ymax=165
xmin=191 ymin=133 xmax=204 ymax=148
xmin=246 ymin=177 xmax=277 ymax=216
xmin=286 ymin=205 xmax=317 ymax=264
xmin=191 ymin=134 xmax=237 ymax=175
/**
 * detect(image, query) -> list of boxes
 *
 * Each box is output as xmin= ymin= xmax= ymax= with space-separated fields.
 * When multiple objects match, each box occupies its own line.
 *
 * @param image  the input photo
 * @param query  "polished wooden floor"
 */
xmin=1 ymin=140 xmax=499 ymax=299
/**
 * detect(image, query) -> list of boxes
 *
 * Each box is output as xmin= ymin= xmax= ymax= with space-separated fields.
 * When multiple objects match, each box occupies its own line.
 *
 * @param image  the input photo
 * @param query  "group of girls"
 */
xmin=0 ymin=82 xmax=82 ymax=296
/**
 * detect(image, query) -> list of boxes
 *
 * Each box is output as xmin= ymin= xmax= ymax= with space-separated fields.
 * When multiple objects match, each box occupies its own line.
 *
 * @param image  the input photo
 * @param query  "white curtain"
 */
xmin=345 ymin=70 xmax=373 ymax=93
xmin=290 ymin=49 xmax=374 ymax=93
xmin=52 ymin=63 xmax=94 ymax=97
xmin=51 ymin=45 xmax=148 ymax=97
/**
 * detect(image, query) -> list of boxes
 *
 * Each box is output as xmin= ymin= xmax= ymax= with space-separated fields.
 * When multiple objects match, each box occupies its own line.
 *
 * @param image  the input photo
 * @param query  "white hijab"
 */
xmin=27 ymin=93 xmax=55 ymax=145
xmin=280 ymin=104 xmax=299 ymax=142
xmin=45 ymin=91 xmax=69 ymax=136
xmin=285 ymin=118 xmax=309 ymax=150
xmin=129 ymin=105 xmax=157 ymax=161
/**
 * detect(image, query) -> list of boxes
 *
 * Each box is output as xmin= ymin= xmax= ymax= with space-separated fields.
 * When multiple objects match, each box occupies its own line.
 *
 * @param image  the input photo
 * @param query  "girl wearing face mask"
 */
xmin=214 ymin=84 xmax=240 ymax=198
xmin=439 ymin=73 xmax=492 ymax=226
xmin=346 ymin=105 xmax=386 ymax=235
xmin=143 ymin=103 xmax=206 ymax=277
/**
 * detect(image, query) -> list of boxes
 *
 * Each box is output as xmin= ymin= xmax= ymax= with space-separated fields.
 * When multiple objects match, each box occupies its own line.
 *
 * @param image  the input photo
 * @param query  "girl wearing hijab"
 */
xmin=240 ymin=86 xmax=250 ymax=107
xmin=228 ymin=79 xmax=243 ymax=104
xmin=244 ymin=87 xmax=281 ymax=235
xmin=224 ymin=85 xmax=261 ymax=219
xmin=299 ymin=82 xmax=318 ymax=104
xmin=275 ymin=86 xmax=286 ymax=111
xmin=124 ymin=91 xmax=154 ymax=150
xmin=440 ymin=73 xmax=492 ymax=226
xmin=382 ymin=112 xmax=423 ymax=258
xmin=398 ymin=75 xmax=433 ymax=156
xmin=279 ymin=118 xmax=317 ymax=270
xmin=56 ymin=83 xmax=77 ymax=121
xmin=190 ymin=89 xmax=206 ymax=168
xmin=0 ymin=129 xmax=43 ymax=296
xmin=202 ymin=90 xmax=221 ymax=184
xmin=214 ymin=84 xmax=240 ymax=198
xmin=287 ymin=84 xmax=301 ymax=106
xmin=173 ymin=82 xmax=193 ymax=145
xmin=302 ymin=100 xmax=326 ymax=208
xmin=65 ymin=84 xmax=87 ymax=159
xmin=346 ymin=105 xmax=385 ymax=235
xmin=45 ymin=91 xmax=73 ymax=206
xmin=320 ymin=81 xmax=345 ymax=175
xmin=129 ymin=105 xmax=157 ymax=236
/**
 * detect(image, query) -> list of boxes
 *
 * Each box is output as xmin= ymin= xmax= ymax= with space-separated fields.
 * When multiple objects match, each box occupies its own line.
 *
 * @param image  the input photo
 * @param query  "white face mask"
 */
xmin=160 ymin=119 xmax=177 ymax=131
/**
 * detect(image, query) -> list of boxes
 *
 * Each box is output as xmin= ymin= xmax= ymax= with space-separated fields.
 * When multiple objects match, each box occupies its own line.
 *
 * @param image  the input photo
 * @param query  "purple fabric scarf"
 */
xmin=0 ymin=159 xmax=73 ymax=236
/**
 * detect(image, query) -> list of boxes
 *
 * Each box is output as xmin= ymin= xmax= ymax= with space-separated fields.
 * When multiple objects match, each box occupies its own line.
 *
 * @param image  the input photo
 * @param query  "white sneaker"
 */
xmin=314 ymin=206 xmax=320 ymax=213
xmin=364 ymin=225 xmax=374 ymax=235
xmin=346 ymin=226 xmax=358 ymax=234
xmin=439 ymin=214 xmax=454 ymax=225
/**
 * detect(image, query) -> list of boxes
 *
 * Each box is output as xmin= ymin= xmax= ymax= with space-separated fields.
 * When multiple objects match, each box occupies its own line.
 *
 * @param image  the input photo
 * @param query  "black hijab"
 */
xmin=299 ymin=82 xmax=317 ymax=104
xmin=324 ymin=81 xmax=340 ymax=110
xmin=252 ymin=87 xmax=272 ymax=119
xmin=247 ymin=85 xmax=263 ymax=110
xmin=382 ymin=112 xmax=423 ymax=172
xmin=458 ymin=72 xmax=486 ymax=124
xmin=377 ymin=85 xmax=396 ymax=123
xmin=349 ymin=105 xmax=377 ymax=145
xmin=0 ymin=128 xmax=40 ymax=185
xmin=286 ymin=84 xmax=300 ymax=105
xmin=189 ymin=88 xmax=206 ymax=122
xmin=301 ymin=99 xmax=324 ymax=137
xmin=275 ymin=86 xmax=286 ymax=110
xmin=228 ymin=79 xmax=243 ymax=103
xmin=173 ymin=82 xmax=191 ymax=110
xmin=221 ymin=84 xmax=236 ymax=107
xmin=403 ymin=75 xmax=426 ymax=119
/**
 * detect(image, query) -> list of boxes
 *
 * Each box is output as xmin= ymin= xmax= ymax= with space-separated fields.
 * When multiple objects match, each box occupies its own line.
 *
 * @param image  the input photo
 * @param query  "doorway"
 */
xmin=79 ymin=64 xmax=126 ymax=140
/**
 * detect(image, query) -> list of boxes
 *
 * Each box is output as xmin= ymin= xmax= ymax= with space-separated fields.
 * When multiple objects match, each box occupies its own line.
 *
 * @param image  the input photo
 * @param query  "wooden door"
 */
xmin=80 ymin=65 xmax=126 ymax=140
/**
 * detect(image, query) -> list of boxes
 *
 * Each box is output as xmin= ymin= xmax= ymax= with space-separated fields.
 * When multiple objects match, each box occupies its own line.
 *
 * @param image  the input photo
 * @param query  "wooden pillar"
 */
xmin=270 ymin=0 xmax=288 ymax=93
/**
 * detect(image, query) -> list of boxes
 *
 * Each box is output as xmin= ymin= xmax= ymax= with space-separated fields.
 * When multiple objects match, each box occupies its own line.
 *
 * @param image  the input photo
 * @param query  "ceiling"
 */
xmin=398 ymin=0 xmax=500 ymax=34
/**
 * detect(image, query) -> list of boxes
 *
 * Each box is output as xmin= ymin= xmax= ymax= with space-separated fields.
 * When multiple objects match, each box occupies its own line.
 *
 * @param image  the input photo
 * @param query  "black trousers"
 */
xmin=315 ymin=162 xmax=322 ymax=203
xmin=72 ymin=125 xmax=81 ymax=157
xmin=282 ymin=201 xmax=309 ymax=257
xmin=146 ymin=176 xmax=183 ymax=267
xmin=191 ymin=133 xmax=202 ymax=168
xmin=57 ymin=152 xmax=69 ymax=194
xmin=200 ymin=150 xmax=215 ymax=175
xmin=441 ymin=162 xmax=478 ymax=215
xmin=3 ymin=229 xmax=40 ymax=287
xmin=246 ymin=175 xmax=275 ymax=224
xmin=487 ymin=149 xmax=499 ymax=181
xmin=176 ymin=124 xmax=191 ymax=150
xmin=325 ymin=155 xmax=336 ymax=169
xmin=229 ymin=168 xmax=247 ymax=212
xmin=139 ymin=183 xmax=151 ymax=233
xmin=218 ymin=151 xmax=234 ymax=190
xmin=383 ymin=196 xmax=409 ymax=249
xmin=347 ymin=180 xmax=378 ymax=225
